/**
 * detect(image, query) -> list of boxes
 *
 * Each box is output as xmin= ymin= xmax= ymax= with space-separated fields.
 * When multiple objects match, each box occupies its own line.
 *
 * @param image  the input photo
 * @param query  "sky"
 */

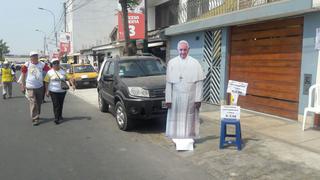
xmin=0 ymin=0 xmax=65 ymax=55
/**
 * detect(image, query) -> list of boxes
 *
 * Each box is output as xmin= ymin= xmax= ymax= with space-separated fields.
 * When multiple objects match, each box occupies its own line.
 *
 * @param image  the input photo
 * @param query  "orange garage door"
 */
xmin=229 ymin=17 xmax=303 ymax=120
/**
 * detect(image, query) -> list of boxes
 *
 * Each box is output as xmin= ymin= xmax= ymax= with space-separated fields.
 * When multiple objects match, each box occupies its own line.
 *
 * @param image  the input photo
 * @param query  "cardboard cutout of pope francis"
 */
xmin=165 ymin=40 xmax=205 ymax=150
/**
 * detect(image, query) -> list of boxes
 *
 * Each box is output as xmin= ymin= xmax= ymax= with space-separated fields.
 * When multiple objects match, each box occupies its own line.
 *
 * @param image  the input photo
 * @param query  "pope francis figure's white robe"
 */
xmin=165 ymin=56 xmax=205 ymax=139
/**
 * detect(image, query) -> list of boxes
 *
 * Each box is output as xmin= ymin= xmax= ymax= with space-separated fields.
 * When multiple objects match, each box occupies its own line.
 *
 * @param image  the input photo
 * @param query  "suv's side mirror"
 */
xmin=103 ymin=74 xmax=114 ymax=81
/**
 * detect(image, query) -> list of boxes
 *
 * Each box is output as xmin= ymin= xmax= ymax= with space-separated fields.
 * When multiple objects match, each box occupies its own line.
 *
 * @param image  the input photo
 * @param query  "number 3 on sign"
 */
xmin=129 ymin=25 xmax=136 ymax=36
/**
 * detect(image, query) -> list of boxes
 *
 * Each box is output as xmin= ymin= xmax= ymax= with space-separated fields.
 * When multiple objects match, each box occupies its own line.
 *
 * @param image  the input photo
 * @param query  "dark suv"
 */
xmin=97 ymin=56 xmax=167 ymax=131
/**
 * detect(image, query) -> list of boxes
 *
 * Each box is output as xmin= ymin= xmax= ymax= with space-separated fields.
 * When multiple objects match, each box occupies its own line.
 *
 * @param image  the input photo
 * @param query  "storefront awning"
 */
xmin=67 ymin=52 xmax=80 ymax=57
xmin=148 ymin=42 xmax=164 ymax=48
xmin=92 ymin=42 xmax=125 ymax=51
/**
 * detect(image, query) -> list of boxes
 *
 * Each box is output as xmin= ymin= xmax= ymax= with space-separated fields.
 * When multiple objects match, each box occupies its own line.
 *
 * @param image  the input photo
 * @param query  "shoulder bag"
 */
xmin=54 ymin=70 xmax=69 ymax=90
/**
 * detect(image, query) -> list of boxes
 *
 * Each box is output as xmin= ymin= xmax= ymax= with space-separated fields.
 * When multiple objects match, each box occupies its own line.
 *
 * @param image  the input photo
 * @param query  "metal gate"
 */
xmin=202 ymin=29 xmax=222 ymax=104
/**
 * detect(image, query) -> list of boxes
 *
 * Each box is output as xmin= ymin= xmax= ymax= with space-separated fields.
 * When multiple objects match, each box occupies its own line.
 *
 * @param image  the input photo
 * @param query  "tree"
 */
xmin=0 ymin=39 xmax=10 ymax=61
xmin=119 ymin=0 xmax=139 ymax=56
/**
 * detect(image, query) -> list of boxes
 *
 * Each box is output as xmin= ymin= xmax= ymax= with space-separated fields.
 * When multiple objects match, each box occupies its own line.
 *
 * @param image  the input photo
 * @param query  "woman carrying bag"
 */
xmin=44 ymin=58 xmax=75 ymax=124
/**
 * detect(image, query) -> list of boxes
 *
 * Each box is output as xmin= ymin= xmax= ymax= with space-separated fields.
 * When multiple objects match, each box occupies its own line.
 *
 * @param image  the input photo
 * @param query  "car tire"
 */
xmin=98 ymin=91 xmax=109 ymax=112
xmin=115 ymin=101 xmax=132 ymax=131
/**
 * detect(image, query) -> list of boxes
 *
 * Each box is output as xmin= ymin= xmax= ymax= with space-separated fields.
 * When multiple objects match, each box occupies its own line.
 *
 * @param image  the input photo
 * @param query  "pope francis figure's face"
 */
xmin=178 ymin=43 xmax=189 ymax=59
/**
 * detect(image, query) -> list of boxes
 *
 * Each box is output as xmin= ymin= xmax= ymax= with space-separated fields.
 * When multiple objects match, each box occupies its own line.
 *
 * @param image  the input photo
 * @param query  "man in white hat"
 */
xmin=19 ymin=51 xmax=50 ymax=126
xmin=0 ymin=61 xmax=16 ymax=99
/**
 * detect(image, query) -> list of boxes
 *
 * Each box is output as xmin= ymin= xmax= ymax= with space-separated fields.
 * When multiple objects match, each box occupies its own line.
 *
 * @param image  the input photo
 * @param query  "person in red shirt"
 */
xmin=19 ymin=51 xmax=50 ymax=126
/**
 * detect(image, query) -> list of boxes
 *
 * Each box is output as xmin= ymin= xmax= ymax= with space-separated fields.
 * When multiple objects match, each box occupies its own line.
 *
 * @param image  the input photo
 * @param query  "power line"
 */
xmin=66 ymin=0 xmax=75 ymax=9
xmin=56 ymin=9 xmax=65 ymax=32
xmin=67 ymin=0 xmax=97 ymax=14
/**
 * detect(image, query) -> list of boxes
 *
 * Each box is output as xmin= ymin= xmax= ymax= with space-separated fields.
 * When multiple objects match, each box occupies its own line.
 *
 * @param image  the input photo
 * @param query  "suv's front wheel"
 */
xmin=115 ymin=101 xmax=132 ymax=131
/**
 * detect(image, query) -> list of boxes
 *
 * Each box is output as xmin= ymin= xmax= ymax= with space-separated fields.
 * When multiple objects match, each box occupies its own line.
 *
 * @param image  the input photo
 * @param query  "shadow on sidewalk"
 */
xmin=62 ymin=116 xmax=92 ymax=123
xmin=9 ymin=95 xmax=25 ymax=99
xmin=39 ymin=116 xmax=91 ymax=125
xmin=195 ymin=135 xmax=219 ymax=144
xmin=131 ymin=118 xmax=166 ymax=134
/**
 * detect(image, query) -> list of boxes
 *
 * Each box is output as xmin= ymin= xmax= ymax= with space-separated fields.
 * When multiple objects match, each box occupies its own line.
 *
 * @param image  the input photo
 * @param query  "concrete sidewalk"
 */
xmin=201 ymin=105 xmax=320 ymax=154
xmin=70 ymin=88 xmax=320 ymax=179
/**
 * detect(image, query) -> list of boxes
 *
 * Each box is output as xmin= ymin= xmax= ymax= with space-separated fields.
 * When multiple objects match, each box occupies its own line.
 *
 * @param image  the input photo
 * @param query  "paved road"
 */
xmin=0 ymin=83 xmax=214 ymax=180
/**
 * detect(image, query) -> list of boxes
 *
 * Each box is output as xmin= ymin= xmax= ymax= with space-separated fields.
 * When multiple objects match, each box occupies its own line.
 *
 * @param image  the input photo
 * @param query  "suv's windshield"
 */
xmin=118 ymin=59 xmax=166 ymax=77
xmin=74 ymin=65 xmax=95 ymax=73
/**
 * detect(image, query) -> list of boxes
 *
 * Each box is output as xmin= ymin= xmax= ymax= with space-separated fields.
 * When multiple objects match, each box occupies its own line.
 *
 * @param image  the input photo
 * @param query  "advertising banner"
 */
xmin=118 ymin=0 xmax=145 ymax=40
xmin=59 ymin=42 xmax=70 ymax=54
xmin=59 ymin=32 xmax=71 ymax=54
xmin=52 ymin=52 xmax=59 ymax=59
xmin=118 ymin=13 xmax=145 ymax=40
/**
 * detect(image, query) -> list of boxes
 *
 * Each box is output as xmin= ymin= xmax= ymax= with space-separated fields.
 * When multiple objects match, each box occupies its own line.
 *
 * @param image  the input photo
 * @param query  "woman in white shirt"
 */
xmin=44 ymin=58 xmax=75 ymax=124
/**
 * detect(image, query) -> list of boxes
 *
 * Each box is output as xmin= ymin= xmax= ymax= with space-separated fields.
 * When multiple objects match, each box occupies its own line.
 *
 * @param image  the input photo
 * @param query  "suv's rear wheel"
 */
xmin=115 ymin=101 xmax=132 ymax=131
xmin=98 ymin=91 xmax=109 ymax=112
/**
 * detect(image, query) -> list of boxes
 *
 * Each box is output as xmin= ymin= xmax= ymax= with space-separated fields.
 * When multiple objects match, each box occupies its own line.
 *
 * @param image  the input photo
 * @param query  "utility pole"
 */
xmin=64 ymin=2 xmax=67 ymax=32
xmin=119 ymin=0 xmax=130 ymax=56
xmin=143 ymin=0 xmax=148 ymax=53
xmin=43 ymin=36 xmax=46 ymax=55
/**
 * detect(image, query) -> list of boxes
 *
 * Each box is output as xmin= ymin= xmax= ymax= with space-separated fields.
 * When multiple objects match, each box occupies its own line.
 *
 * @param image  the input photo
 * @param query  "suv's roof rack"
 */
xmin=135 ymin=52 xmax=154 ymax=57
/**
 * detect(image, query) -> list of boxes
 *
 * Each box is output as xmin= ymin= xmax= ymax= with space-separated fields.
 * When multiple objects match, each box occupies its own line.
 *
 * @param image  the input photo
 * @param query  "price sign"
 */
xmin=221 ymin=105 xmax=240 ymax=120
xmin=227 ymin=80 xmax=248 ymax=96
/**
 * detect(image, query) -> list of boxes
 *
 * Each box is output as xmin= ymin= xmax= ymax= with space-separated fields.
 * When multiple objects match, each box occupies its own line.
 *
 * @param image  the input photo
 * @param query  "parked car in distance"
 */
xmin=97 ymin=56 xmax=167 ymax=131
xmin=14 ymin=61 xmax=26 ymax=71
xmin=69 ymin=64 xmax=98 ymax=89
xmin=60 ymin=63 xmax=71 ymax=73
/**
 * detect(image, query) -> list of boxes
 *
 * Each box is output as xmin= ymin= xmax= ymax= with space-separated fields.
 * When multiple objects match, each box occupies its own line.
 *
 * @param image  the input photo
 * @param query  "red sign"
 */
xmin=59 ymin=42 xmax=70 ymax=54
xmin=52 ymin=52 xmax=59 ymax=59
xmin=118 ymin=12 xmax=145 ymax=40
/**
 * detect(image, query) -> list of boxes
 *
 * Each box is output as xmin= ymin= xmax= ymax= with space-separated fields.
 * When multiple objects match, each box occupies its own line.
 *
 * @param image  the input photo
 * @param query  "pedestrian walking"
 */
xmin=93 ymin=62 xmax=98 ymax=72
xmin=0 ymin=61 xmax=16 ymax=99
xmin=42 ymin=61 xmax=49 ymax=103
xmin=19 ymin=51 xmax=50 ymax=126
xmin=10 ymin=62 xmax=16 ymax=73
xmin=165 ymin=40 xmax=205 ymax=149
xmin=44 ymin=58 xmax=75 ymax=125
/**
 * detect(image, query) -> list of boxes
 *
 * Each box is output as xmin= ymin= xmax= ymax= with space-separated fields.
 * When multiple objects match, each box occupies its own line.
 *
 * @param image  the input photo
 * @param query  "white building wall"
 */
xmin=68 ymin=0 xmax=117 ymax=53
xmin=66 ymin=0 xmax=172 ymax=53
xmin=147 ymin=7 xmax=155 ymax=31
xmin=66 ymin=0 xmax=74 ymax=53
xmin=147 ymin=0 xmax=170 ymax=31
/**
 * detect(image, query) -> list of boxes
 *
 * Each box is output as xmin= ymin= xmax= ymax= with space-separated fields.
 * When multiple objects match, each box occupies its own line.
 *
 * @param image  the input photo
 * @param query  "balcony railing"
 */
xmin=177 ymin=0 xmax=282 ymax=23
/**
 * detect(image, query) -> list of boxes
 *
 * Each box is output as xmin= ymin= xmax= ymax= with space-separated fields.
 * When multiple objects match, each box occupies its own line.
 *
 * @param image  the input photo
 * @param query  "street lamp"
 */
xmin=38 ymin=7 xmax=58 ymax=48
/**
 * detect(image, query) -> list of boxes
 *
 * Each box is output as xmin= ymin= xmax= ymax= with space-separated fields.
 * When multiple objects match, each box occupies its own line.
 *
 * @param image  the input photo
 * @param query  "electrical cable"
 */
xmin=67 ymin=0 xmax=97 ymax=14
